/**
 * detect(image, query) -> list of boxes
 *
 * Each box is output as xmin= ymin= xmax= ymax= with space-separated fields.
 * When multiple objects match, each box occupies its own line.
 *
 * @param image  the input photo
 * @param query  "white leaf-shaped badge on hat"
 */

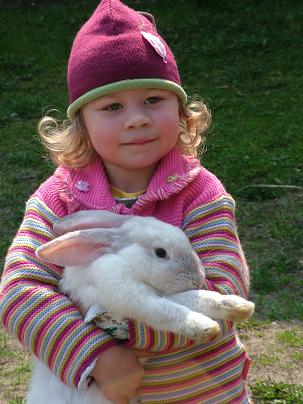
xmin=141 ymin=31 xmax=167 ymax=63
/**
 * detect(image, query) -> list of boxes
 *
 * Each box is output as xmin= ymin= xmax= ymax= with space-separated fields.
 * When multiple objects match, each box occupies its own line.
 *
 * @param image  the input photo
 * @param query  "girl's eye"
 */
xmin=103 ymin=103 xmax=122 ymax=111
xmin=145 ymin=97 xmax=162 ymax=105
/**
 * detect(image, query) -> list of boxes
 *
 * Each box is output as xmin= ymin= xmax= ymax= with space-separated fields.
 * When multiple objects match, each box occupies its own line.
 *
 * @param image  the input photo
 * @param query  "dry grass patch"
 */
xmin=0 ymin=327 xmax=30 ymax=404
xmin=239 ymin=320 xmax=303 ymax=385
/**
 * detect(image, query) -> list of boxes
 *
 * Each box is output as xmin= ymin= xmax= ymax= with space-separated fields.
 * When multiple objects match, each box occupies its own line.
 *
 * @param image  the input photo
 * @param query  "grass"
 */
xmin=1 ymin=0 xmax=303 ymax=402
xmin=0 ymin=327 xmax=30 ymax=403
xmin=251 ymin=382 xmax=303 ymax=403
xmin=277 ymin=329 xmax=303 ymax=347
xmin=237 ymin=194 xmax=303 ymax=320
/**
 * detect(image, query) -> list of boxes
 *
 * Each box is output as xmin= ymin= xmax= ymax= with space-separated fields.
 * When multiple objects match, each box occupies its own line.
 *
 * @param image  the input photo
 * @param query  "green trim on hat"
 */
xmin=67 ymin=79 xmax=187 ymax=119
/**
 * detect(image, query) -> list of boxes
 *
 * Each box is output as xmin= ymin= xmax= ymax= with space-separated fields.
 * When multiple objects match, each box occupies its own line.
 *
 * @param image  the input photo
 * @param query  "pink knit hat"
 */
xmin=67 ymin=0 xmax=187 ymax=119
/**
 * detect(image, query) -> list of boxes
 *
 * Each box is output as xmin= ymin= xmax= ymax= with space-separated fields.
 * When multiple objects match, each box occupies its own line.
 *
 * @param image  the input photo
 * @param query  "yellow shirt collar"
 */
xmin=110 ymin=185 xmax=145 ymax=199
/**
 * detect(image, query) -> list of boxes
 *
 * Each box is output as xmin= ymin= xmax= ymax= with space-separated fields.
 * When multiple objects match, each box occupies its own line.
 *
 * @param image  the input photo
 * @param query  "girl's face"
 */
xmin=82 ymin=88 xmax=180 ymax=187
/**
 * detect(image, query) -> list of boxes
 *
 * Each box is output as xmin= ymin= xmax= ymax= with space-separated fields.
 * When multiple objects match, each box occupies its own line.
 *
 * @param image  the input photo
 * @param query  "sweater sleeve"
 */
xmin=126 ymin=194 xmax=249 ymax=352
xmin=0 ymin=194 xmax=116 ymax=388
xmin=183 ymin=194 xmax=250 ymax=298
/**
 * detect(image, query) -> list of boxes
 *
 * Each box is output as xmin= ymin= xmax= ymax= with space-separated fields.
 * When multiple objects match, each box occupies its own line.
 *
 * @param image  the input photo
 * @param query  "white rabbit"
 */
xmin=27 ymin=210 xmax=254 ymax=404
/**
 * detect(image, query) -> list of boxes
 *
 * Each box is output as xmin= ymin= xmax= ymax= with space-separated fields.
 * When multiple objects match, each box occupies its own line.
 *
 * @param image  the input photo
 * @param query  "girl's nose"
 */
xmin=124 ymin=110 xmax=152 ymax=130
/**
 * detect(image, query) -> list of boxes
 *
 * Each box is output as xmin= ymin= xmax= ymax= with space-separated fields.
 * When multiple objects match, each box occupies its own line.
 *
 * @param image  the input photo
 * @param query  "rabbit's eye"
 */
xmin=155 ymin=248 xmax=167 ymax=258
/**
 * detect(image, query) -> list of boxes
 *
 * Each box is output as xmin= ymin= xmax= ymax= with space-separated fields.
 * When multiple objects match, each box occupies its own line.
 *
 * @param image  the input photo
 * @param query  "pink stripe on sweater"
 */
xmin=49 ymin=320 xmax=81 ymax=370
xmin=198 ymin=372 xmax=246 ymax=401
xmin=35 ymin=306 xmax=76 ymax=356
xmin=16 ymin=232 xmax=51 ymax=244
xmin=141 ymin=353 xmax=245 ymax=394
xmin=146 ymin=325 xmax=155 ymax=349
xmin=61 ymin=328 xmax=103 ymax=382
xmin=191 ymin=210 xmax=233 ymax=224
xmin=205 ymin=262 xmax=247 ymax=294
xmin=201 ymin=250 xmax=241 ymax=259
xmin=19 ymin=294 xmax=61 ymax=343
xmin=194 ymin=231 xmax=238 ymax=242
xmin=25 ymin=210 xmax=55 ymax=225
xmin=145 ymin=336 xmax=237 ymax=377
xmin=74 ymin=338 xmax=117 ymax=386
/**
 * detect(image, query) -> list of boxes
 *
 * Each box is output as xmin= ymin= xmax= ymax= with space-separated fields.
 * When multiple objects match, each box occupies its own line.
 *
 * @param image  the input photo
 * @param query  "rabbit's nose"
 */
xmin=193 ymin=266 xmax=205 ymax=289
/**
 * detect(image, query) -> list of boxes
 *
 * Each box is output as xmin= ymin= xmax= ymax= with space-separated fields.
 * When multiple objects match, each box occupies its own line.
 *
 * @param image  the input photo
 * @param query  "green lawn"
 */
xmin=1 ymin=0 xmax=303 ymax=401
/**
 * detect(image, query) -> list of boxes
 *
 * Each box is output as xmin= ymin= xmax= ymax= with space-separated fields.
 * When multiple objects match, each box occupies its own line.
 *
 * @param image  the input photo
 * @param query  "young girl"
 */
xmin=0 ymin=0 xmax=251 ymax=403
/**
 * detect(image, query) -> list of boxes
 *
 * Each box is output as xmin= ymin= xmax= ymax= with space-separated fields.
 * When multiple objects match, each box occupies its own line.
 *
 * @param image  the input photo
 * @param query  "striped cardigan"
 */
xmin=0 ymin=148 xmax=251 ymax=403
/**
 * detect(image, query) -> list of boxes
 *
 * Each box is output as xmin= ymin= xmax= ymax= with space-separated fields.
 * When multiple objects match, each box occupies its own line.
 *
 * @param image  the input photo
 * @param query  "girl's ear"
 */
xmin=54 ymin=210 xmax=133 ymax=236
xmin=36 ymin=228 xmax=119 ymax=267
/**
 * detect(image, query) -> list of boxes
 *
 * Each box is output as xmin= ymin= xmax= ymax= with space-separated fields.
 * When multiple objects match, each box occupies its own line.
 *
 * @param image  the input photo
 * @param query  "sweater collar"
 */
xmin=58 ymin=147 xmax=202 ymax=211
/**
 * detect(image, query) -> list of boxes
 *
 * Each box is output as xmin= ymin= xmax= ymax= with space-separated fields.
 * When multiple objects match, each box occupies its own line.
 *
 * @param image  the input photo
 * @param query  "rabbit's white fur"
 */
xmin=27 ymin=211 xmax=254 ymax=404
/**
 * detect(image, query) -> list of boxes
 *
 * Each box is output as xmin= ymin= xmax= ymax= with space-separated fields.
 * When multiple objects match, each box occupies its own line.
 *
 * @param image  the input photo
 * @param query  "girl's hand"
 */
xmin=90 ymin=345 xmax=144 ymax=402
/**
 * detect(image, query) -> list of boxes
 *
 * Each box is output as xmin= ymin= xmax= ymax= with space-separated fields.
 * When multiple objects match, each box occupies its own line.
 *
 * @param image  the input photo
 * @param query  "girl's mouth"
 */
xmin=124 ymin=138 xmax=156 ymax=145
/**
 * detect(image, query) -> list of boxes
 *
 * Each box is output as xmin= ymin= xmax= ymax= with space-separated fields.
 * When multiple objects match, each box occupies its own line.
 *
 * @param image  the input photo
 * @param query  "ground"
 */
xmin=239 ymin=320 xmax=303 ymax=385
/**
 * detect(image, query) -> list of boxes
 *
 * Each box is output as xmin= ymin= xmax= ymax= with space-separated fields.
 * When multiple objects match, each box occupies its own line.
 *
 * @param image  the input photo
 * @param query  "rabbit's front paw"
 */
xmin=220 ymin=296 xmax=255 ymax=321
xmin=184 ymin=312 xmax=220 ymax=341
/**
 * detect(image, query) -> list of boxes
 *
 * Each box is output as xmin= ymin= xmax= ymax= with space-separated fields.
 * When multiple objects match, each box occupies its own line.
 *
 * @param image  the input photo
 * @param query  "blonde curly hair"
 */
xmin=38 ymin=98 xmax=211 ymax=168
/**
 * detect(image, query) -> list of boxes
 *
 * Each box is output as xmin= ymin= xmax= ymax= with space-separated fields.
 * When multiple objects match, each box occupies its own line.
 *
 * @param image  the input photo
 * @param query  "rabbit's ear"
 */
xmin=36 ymin=228 xmax=119 ymax=267
xmin=54 ymin=210 xmax=133 ymax=236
